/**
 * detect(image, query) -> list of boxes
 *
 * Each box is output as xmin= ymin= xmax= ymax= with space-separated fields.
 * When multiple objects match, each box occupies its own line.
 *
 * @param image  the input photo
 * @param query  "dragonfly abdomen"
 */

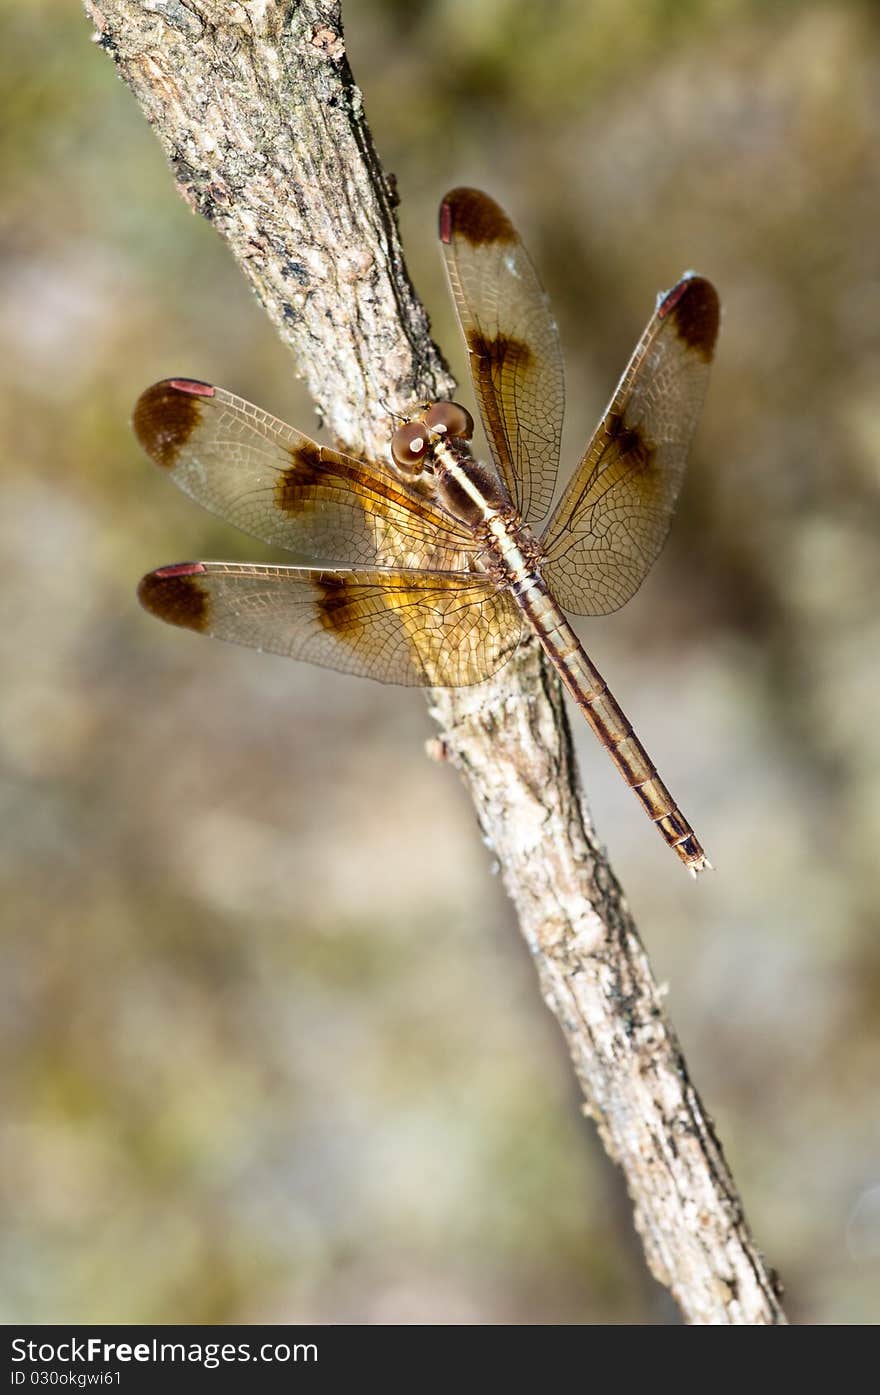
xmin=515 ymin=580 xmax=710 ymax=876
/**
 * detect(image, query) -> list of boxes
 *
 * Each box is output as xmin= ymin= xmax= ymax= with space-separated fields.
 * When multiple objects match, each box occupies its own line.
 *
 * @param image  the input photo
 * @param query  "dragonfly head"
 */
xmin=390 ymin=401 xmax=474 ymax=476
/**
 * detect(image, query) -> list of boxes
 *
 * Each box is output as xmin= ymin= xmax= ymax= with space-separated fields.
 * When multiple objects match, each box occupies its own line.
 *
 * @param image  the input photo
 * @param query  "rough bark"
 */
xmin=84 ymin=0 xmax=787 ymax=1324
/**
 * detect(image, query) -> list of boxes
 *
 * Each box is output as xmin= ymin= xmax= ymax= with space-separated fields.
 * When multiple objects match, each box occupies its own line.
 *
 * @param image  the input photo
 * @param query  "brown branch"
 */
xmin=84 ymin=0 xmax=786 ymax=1324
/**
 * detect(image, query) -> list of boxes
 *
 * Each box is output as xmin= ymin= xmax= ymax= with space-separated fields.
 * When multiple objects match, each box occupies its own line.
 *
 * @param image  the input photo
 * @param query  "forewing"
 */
xmin=439 ymin=188 xmax=564 ymax=525
xmin=540 ymin=275 xmax=719 ymax=615
xmin=138 ymin=562 xmax=525 ymax=688
xmin=134 ymin=380 xmax=476 ymax=572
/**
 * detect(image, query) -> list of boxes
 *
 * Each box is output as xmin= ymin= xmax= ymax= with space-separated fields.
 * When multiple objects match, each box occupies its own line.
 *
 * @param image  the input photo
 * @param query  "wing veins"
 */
xmin=539 ymin=275 xmax=719 ymax=616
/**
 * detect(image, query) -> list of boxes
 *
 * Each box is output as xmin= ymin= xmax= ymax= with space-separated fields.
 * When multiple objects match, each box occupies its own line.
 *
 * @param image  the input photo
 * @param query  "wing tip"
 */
xmin=657 ymin=274 xmax=720 ymax=362
xmin=132 ymin=379 xmax=215 ymax=467
xmin=138 ymin=563 xmax=210 ymax=632
xmin=439 ymin=187 xmax=516 ymax=247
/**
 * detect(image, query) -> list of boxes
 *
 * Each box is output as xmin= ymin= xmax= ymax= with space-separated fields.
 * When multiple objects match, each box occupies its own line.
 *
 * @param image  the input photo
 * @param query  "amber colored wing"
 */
xmin=134 ymin=380 xmax=477 ymax=572
xmin=439 ymin=188 xmax=564 ymax=526
xmin=138 ymin=562 xmax=525 ymax=688
xmin=540 ymin=275 xmax=719 ymax=616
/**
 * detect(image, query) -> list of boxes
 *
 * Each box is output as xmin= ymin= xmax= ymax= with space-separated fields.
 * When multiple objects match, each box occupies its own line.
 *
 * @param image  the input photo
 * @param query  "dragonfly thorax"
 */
xmin=431 ymin=439 xmax=511 ymax=529
xmin=389 ymin=399 xmax=506 ymax=528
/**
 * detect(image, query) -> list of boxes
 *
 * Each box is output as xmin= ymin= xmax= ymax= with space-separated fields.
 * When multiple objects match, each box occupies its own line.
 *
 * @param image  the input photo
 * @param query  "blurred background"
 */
xmin=2 ymin=0 xmax=879 ymax=1324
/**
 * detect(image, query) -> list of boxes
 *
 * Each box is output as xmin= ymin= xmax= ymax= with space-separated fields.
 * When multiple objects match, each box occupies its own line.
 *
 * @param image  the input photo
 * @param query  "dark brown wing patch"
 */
xmin=657 ymin=276 xmax=719 ymax=363
xmin=274 ymin=441 xmax=326 ymax=513
xmin=440 ymin=188 xmax=516 ymax=247
xmin=315 ymin=572 xmax=378 ymax=645
xmin=606 ymin=413 xmax=655 ymax=475
xmin=466 ymin=330 xmax=533 ymax=375
xmin=133 ymin=380 xmax=211 ymax=469
xmin=138 ymin=563 xmax=210 ymax=632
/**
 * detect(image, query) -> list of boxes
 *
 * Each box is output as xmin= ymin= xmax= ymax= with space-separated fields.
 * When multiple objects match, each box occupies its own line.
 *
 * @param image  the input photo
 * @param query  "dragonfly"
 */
xmin=136 ymin=188 xmax=718 ymax=874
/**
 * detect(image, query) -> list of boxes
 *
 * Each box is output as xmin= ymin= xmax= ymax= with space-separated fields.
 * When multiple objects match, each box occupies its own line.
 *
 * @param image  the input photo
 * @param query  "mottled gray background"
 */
xmin=2 ymin=0 xmax=879 ymax=1322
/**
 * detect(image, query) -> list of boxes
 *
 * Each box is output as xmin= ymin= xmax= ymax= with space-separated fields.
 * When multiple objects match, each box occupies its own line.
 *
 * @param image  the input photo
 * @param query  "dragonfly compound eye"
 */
xmin=423 ymin=401 xmax=474 ymax=440
xmin=391 ymin=421 xmax=429 ymax=473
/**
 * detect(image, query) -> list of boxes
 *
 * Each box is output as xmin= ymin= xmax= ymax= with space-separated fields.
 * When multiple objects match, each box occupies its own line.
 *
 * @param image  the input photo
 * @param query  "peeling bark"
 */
xmin=84 ymin=0 xmax=787 ymax=1323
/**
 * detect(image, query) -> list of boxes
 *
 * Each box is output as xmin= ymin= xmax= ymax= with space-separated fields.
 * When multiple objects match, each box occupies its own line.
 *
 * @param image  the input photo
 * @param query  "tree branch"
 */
xmin=85 ymin=0 xmax=786 ymax=1323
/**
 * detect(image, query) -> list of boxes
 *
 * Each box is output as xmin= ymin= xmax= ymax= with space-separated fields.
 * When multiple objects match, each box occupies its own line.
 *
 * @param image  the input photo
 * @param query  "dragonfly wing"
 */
xmin=134 ymin=380 xmax=476 ymax=572
xmin=540 ymin=275 xmax=719 ymax=615
xmin=138 ymin=562 xmax=525 ymax=688
xmin=439 ymin=188 xmax=564 ymax=526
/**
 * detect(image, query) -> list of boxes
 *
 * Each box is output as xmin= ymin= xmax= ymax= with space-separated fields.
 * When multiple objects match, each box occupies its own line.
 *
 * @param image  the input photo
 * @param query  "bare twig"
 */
xmin=85 ymin=0 xmax=786 ymax=1323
